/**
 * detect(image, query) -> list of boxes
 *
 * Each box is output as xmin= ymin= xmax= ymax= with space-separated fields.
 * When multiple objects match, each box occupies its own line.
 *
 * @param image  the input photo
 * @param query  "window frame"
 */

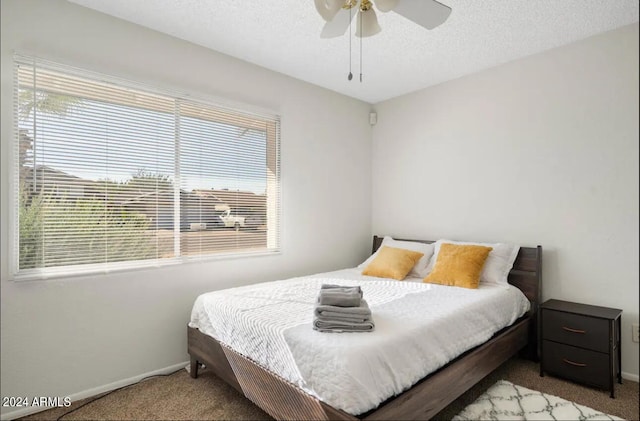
xmin=10 ymin=55 xmax=282 ymax=281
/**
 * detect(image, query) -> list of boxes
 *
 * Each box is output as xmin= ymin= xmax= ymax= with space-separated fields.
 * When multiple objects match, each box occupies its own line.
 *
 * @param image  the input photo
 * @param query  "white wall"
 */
xmin=0 ymin=1 xmax=372 ymax=418
xmin=372 ymin=24 xmax=639 ymax=379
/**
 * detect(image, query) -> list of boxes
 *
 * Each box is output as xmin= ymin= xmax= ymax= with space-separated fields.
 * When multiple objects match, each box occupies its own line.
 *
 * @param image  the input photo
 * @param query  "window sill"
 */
xmin=11 ymin=249 xmax=281 ymax=282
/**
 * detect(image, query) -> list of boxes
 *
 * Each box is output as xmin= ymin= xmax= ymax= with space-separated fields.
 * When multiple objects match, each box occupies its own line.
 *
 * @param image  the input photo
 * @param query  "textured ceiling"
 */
xmin=68 ymin=0 xmax=639 ymax=104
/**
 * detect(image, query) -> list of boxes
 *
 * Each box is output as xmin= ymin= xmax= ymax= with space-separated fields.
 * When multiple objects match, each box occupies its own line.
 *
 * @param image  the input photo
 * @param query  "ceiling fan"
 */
xmin=314 ymin=0 xmax=452 ymax=38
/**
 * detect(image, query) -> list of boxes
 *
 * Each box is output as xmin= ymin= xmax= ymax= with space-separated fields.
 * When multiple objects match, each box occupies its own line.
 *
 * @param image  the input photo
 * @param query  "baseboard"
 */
xmin=622 ymin=371 xmax=639 ymax=383
xmin=0 ymin=361 xmax=189 ymax=421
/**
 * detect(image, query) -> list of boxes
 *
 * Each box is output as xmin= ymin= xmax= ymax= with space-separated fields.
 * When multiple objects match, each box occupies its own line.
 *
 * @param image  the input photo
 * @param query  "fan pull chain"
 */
xmin=359 ymin=10 xmax=363 ymax=82
xmin=348 ymin=7 xmax=353 ymax=81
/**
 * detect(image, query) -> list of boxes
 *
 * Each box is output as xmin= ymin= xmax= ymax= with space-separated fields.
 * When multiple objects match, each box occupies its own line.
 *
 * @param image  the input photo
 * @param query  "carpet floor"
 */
xmin=19 ymin=357 xmax=639 ymax=421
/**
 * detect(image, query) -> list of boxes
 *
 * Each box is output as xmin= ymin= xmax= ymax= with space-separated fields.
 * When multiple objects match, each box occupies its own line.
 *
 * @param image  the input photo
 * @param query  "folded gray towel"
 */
xmin=315 ymin=308 xmax=372 ymax=322
xmin=315 ymin=312 xmax=372 ymax=323
xmin=318 ymin=290 xmax=362 ymax=307
xmin=314 ymin=299 xmax=372 ymax=318
xmin=313 ymin=317 xmax=375 ymax=332
xmin=320 ymin=284 xmax=362 ymax=296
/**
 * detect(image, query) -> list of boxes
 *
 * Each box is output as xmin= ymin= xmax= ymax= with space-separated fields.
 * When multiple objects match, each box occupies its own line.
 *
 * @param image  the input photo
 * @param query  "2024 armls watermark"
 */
xmin=2 ymin=396 xmax=71 ymax=408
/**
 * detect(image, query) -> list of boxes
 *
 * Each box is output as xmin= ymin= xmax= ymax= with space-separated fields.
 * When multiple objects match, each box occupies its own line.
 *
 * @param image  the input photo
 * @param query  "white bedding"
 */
xmin=189 ymin=268 xmax=530 ymax=415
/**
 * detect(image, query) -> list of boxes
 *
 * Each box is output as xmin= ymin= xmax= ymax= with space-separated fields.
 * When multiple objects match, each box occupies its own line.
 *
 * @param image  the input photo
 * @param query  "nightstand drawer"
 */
xmin=542 ymin=310 xmax=609 ymax=353
xmin=542 ymin=340 xmax=609 ymax=388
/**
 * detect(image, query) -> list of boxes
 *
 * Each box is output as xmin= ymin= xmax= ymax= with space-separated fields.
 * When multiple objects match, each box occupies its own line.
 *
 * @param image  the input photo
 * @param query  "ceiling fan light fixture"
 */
xmin=373 ymin=0 xmax=399 ymax=13
xmin=314 ymin=0 xmax=344 ymax=21
xmin=355 ymin=8 xmax=381 ymax=37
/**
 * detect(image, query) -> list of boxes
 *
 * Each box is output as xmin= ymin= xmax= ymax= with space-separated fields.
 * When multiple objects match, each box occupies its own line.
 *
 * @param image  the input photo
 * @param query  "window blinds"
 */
xmin=14 ymin=55 xmax=280 ymax=279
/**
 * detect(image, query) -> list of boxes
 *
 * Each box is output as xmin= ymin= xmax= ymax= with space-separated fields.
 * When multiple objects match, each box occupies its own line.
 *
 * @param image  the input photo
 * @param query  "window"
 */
xmin=13 ymin=56 xmax=280 ymax=279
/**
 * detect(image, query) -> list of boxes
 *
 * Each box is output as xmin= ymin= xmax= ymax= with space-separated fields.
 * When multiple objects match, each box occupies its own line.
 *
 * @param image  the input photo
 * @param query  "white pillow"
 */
xmin=426 ymin=239 xmax=519 ymax=287
xmin=358 ymin=236 xmax=435 ymax=279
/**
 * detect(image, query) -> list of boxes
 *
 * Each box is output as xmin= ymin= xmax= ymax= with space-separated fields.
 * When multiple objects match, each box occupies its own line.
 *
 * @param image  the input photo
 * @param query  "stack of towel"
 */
xmin=313 ymin=284 xmax=375 ymax=333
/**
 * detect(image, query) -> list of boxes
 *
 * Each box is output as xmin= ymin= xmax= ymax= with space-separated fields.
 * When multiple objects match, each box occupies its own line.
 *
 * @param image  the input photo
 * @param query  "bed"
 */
xmin=187 ymin=236 xmax=542 ymax=420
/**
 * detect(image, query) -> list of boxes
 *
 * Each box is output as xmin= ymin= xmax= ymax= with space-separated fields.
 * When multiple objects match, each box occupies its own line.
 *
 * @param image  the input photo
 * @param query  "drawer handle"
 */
xmin=562 ymin=326 xmax=586 ymax=334
xmin=563 ymin=358 xmax=587 ymax=367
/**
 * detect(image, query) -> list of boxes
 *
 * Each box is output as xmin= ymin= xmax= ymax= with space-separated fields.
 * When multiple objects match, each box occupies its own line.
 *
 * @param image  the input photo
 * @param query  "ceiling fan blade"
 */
xmin=392 ymin=0 xmax=451 ymax=30
xmin=314 ymin=0 xmax=343 ymax=21
xmin=320 ymin=6 xmax=357 ymax=38
xmin=373 ymin=0 xmax=399 ymax=13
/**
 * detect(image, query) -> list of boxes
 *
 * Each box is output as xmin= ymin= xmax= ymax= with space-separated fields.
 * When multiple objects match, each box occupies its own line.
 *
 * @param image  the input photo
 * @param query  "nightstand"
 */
xmin=540 ymin=299 xmax=622 ymax=398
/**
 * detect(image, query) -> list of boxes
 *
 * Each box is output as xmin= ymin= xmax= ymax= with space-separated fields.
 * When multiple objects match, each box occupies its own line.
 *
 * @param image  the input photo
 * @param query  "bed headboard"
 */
xmin=372 ymin=235 xmax=542 ymax=359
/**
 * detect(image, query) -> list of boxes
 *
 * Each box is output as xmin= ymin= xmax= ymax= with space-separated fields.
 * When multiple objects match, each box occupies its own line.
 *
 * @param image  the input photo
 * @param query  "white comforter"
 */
xmin=189 ymin=268 xmax=530 ymax=415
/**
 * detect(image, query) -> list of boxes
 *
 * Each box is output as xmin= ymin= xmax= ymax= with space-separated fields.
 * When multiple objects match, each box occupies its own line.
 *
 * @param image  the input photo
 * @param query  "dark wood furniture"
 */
xmin=188 ymin=236 xmax=542 ymax=420
xmin=540 ymin=299 xmax=622 ymax=398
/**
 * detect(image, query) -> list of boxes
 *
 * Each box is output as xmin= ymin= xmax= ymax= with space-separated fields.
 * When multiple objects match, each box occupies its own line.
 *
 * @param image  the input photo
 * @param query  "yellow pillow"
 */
xmin=362 ymin=246 xmax=424 ymax=280
xmin=423 ymin=243 xmax=493 ymax=289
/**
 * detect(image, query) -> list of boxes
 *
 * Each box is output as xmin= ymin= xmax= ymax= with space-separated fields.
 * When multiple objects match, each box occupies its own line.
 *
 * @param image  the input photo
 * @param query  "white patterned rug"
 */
xmin=453 ymin=380 xmax=623 ymax=420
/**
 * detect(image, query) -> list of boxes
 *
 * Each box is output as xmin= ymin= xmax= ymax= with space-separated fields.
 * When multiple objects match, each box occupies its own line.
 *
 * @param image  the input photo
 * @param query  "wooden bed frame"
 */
xmin=187 ymin=236 xmax=542 ymax=420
